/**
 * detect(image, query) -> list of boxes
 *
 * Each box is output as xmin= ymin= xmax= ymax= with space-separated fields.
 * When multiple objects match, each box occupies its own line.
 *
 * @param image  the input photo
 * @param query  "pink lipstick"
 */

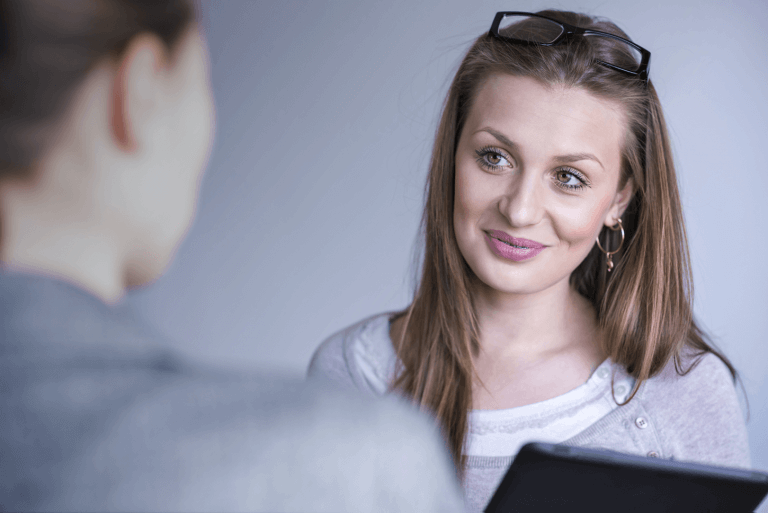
xmin=484 ymin=230 xmax=545 ymax=262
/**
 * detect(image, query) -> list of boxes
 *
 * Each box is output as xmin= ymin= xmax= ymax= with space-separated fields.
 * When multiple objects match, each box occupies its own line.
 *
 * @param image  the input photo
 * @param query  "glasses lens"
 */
xmin=497 ymin=14 xmax=563 ymax=44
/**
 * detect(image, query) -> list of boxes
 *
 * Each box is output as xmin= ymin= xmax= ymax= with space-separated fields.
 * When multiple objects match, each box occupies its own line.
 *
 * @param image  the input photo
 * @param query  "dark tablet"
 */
xmin=484 ymin=442 xmax=768 ymax=513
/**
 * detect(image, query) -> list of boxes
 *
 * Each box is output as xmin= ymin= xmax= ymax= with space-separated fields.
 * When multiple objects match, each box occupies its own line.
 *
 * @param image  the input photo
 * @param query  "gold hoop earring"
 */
xmin=595 ymin=218 xmax=625 ymax=272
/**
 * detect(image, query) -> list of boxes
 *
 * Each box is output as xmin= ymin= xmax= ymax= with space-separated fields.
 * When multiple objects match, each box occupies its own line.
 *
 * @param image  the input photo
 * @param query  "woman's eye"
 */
xmin=554 ymin=169 xmax=587 ymax=190
xmin=475 ymin=148 xmax=512 ymax=171
xmin=486 ymin=153 xmax=505 ymax=165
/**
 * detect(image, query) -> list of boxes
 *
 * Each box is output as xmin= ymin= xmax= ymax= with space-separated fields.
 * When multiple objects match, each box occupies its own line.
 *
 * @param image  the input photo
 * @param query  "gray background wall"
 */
xmin=127 ymin=0 xmax=768 ymax=488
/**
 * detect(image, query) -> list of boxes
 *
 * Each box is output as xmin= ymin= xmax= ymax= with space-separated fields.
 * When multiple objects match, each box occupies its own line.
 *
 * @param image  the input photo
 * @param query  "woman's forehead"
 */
xmin=465 ymin=74 xmax=626 ymax=171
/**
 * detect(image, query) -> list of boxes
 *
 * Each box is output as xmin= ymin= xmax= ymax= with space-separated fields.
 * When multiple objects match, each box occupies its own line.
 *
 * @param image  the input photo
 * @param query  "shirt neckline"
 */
xmin=363 ymin=312 xmax=633 ymax=421
xmin=470 ymin=358 xmax=633 ymax=422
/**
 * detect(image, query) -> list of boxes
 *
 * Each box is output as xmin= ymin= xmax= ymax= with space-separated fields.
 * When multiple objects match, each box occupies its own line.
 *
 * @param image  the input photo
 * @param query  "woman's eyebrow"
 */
xmin=552 ymin=153 xmax=604 ymax=171
xmin=475 ymin=127 xmax=519 ymax=152
xmin=475 ymin=127 xmax=605 ymax=171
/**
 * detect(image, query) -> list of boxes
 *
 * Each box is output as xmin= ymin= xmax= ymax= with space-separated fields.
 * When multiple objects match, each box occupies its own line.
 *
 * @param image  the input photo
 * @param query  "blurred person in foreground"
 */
xmin=0 ymin=1 xmax=465 ymax=511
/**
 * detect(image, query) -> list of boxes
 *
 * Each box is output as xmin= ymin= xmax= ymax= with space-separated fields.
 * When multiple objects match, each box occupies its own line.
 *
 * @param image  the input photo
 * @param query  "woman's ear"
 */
xmin=605 ymin=177 xmax=634 ymax=227
xmin=110 ymin=33 xmax=168 ymax=153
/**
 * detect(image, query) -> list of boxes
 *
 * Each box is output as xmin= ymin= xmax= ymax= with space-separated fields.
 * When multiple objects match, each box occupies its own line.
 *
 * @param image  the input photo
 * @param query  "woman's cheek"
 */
xmin=552 ymin=200 xmax=609 ymax=247
xmin=454 ymin=164 xmax=476 ymax=220
xmin=456 ymin=160 xmax=499 ymax=217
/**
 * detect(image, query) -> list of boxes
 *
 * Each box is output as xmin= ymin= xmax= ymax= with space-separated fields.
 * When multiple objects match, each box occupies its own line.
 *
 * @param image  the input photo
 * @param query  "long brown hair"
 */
xmin=391 ymin=10 xmax=737 ymax=476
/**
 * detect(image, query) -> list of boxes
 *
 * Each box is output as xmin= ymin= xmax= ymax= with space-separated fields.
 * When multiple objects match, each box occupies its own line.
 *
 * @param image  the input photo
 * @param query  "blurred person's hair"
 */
xmin=0 ymin=0 xmax=195 ymax=178
xmin=390 ymin=9 xmax=737 ymax=476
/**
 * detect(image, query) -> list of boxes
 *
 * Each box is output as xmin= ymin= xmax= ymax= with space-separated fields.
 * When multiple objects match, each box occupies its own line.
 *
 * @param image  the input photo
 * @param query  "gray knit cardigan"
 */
xmin=308 ymin=313 xmax=752 ymax=513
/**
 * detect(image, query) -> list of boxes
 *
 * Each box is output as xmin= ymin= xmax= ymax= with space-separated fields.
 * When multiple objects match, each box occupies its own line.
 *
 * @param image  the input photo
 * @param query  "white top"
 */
xmin=342 ymin=313 xmax=636 ymax=457
xmin=467 ymin=357 xmax=634 ymax=456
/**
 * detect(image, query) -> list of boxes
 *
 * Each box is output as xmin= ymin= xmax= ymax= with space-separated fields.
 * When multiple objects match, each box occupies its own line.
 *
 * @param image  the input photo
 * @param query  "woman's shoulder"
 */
xmin=307 ymin=312 xmax=400 ymax=395
xmin=638 ymin=349 xmax=750 ymax=468
xmin=640 ymin=349 xmax=739 ymax=404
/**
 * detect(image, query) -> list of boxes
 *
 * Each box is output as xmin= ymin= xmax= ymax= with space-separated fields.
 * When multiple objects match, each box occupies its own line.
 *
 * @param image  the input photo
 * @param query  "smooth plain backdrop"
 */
xmin=126 ymin=0 xmax=768 ymax=485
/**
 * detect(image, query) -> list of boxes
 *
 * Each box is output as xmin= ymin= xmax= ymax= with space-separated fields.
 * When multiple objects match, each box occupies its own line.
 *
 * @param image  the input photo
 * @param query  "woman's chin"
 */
xmin=470 ymin=263 xmax=564 ymax=298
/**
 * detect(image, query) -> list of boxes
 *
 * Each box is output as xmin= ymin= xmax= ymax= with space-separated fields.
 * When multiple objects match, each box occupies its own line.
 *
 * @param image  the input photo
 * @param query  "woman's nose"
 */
xmin=497 ymin=173 xmax=544 ymax=228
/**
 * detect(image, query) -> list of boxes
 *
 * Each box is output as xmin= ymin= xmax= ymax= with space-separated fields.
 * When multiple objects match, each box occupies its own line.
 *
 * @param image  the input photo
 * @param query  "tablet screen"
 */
xmin=484 ymin=443 xmax=768 ymax=513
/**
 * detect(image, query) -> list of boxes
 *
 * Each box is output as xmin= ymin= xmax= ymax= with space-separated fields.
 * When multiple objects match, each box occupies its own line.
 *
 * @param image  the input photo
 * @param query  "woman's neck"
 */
xmin=470 ymin=277 xmax=607 ymax=410
xmin=472 ymin=277 xmax=602 ymax=364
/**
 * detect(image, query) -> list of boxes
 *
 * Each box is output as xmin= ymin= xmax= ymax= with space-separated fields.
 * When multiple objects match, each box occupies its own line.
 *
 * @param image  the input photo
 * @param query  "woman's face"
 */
xmin=453 ymin=74 xmax=632 ymax=297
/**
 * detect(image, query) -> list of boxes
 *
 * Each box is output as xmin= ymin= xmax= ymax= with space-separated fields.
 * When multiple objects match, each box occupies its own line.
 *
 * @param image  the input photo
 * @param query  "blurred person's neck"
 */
xmin=0 ymin=175 xmax=130 ymax=306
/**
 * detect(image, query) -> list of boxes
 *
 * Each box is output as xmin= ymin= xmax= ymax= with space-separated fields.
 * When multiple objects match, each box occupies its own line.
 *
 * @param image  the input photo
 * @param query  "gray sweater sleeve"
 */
xmin=640 ymin=351 xmax=751 ymax=468
xmin=307 ymin=315 xmax=390 ymax=395
xmin=307 ymin=326 xmax=360 ymax=388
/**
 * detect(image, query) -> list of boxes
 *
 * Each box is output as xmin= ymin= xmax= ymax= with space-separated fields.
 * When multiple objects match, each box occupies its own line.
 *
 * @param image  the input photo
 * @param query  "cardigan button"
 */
xmin=635 ymin=417 xmax=648 ymax=429
xmin=647 ymin=451 xmax=659 ymax=458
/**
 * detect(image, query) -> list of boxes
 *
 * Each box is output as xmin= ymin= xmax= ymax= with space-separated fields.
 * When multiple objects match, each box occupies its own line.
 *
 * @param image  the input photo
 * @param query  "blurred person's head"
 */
xmin=0 ymin=0 xmax=215 ymax=303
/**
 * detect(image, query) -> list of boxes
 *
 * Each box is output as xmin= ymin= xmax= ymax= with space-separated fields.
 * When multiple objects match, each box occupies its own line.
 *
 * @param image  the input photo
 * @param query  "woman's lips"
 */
xmin=484 ymin=230 xmax=545 ymax=262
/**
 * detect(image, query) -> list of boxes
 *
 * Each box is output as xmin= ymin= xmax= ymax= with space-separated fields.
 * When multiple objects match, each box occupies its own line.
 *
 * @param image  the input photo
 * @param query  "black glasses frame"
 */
xmin=489 ymin=11 xmax=651 ymax=84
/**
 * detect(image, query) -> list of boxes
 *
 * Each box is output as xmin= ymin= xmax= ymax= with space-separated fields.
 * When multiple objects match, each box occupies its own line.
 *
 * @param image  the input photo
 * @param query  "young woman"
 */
xmin=309 ymin=10 xmax=751 ymax=512
xmin=0 ymin=1 xmax=464 ymax=511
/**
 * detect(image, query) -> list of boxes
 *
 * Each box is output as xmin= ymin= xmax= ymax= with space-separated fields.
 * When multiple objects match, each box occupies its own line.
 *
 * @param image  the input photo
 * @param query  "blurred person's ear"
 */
xmin=111 ymin=33 xmax=171 ymax=154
